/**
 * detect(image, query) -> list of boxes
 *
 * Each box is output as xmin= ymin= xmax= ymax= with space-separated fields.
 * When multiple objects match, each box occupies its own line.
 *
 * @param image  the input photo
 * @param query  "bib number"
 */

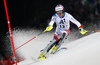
xmin=59 ymin=19 xmax=66 ymax=28
xmin=60 ymin=25 xmax=65 ymax=28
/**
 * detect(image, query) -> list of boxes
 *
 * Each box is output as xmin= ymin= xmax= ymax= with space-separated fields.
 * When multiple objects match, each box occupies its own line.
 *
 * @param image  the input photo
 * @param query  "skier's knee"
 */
xmin=62 ymin=32 xmax=67 ymax=38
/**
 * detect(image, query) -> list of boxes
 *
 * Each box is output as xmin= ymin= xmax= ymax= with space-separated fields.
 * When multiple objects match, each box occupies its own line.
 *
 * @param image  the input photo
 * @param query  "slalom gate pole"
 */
xmin=15 ymin=31 xmax=45 ymax=50
xmin=3 ymin=0 xmax=17 ymax=65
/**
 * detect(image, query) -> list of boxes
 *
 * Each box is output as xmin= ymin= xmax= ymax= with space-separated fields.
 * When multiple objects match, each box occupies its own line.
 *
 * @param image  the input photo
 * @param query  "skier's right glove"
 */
xmin=44 ymin=26 xmax=53 ymax=32
xmin=79 ymin=28 xmax=88 ymax=35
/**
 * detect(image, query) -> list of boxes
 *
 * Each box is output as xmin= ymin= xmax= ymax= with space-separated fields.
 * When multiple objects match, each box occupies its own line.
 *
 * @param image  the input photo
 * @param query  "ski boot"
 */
xmin=38 ymin=51 xmax=46 ymax=61
xmin=51 ymin=46 xmax=58 ymax=54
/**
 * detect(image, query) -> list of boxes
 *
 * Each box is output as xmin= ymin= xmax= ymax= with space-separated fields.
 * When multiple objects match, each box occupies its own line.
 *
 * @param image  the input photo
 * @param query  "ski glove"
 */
xmin=79 ymin=28 xmax=88 ymax=35
xmin=44 ymin=26 xmax=53 ymax=32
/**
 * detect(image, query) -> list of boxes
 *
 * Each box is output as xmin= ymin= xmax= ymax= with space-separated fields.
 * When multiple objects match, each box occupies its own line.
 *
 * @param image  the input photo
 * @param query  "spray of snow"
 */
xmin=4 ymin=28 xmax=81 ymax=59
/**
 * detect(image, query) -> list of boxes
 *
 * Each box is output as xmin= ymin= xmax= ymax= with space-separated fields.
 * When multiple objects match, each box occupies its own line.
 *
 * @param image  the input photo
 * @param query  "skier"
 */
xmin=38 ymin=4 xmax=87 ymax=60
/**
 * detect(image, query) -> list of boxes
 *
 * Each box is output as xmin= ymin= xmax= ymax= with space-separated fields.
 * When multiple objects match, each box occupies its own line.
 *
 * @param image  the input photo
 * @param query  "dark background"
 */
xmin=0 ymin=0 xmax=100 ymax=59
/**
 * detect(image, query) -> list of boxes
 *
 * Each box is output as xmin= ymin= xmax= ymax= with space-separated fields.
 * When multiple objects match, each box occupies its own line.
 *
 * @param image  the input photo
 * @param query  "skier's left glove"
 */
xmin=79 ymin=28 xmax=88 ymax=35
xmin=44 ymin=26 xmax=53 ymax=32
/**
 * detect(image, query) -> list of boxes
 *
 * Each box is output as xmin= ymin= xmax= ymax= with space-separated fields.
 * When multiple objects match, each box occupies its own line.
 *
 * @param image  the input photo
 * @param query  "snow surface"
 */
xmin=12 ymin=29 xmax=100 ymax=65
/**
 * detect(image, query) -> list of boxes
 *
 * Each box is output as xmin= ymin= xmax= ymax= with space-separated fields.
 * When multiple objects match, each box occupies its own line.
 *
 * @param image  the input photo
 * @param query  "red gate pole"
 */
xmin=3 ymin=0 xmax=17 ymax=65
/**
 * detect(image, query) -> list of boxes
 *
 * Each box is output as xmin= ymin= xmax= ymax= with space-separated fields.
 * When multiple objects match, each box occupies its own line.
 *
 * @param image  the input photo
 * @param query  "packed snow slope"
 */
xmin=11 ymin=29 xmax=100 ymax=65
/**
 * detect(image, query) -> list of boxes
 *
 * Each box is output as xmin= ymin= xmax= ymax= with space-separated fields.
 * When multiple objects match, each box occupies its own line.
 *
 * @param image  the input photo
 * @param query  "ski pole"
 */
xmin=15 ymin=30 xmax=46 ymax=50
xmin=87 ymin=31 xmax=100 ymax=33
xmin=92 ymin=31 xmax=100 ymax=32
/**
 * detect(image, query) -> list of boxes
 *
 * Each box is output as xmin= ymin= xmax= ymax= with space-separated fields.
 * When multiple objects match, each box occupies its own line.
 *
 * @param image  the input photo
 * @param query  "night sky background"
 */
xmin=0 ymin=0 xmax=100 ymax=59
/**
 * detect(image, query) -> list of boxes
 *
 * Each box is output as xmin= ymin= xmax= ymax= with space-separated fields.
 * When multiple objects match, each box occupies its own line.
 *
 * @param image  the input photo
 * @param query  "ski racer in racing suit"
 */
xmin=38 ymin=4 xmax=87 ymax=60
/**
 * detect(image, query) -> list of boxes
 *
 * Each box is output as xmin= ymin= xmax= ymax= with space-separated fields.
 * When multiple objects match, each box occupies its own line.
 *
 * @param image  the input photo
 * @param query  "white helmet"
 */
xmin=55 ymin=4 xmax=64 ymax=12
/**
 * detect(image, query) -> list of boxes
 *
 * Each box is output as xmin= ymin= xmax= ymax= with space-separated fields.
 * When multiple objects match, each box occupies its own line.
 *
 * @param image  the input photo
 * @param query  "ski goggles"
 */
xmin=56 ymin=10 xmax=63 ymax=14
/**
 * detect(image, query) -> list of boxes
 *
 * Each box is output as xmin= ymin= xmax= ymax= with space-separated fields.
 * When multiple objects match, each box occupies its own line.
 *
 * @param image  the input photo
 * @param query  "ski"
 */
xmin=53 ymin=47 xmax=67 ymax=54
xmin=29 ymin=47 xmax=67 ymax=65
